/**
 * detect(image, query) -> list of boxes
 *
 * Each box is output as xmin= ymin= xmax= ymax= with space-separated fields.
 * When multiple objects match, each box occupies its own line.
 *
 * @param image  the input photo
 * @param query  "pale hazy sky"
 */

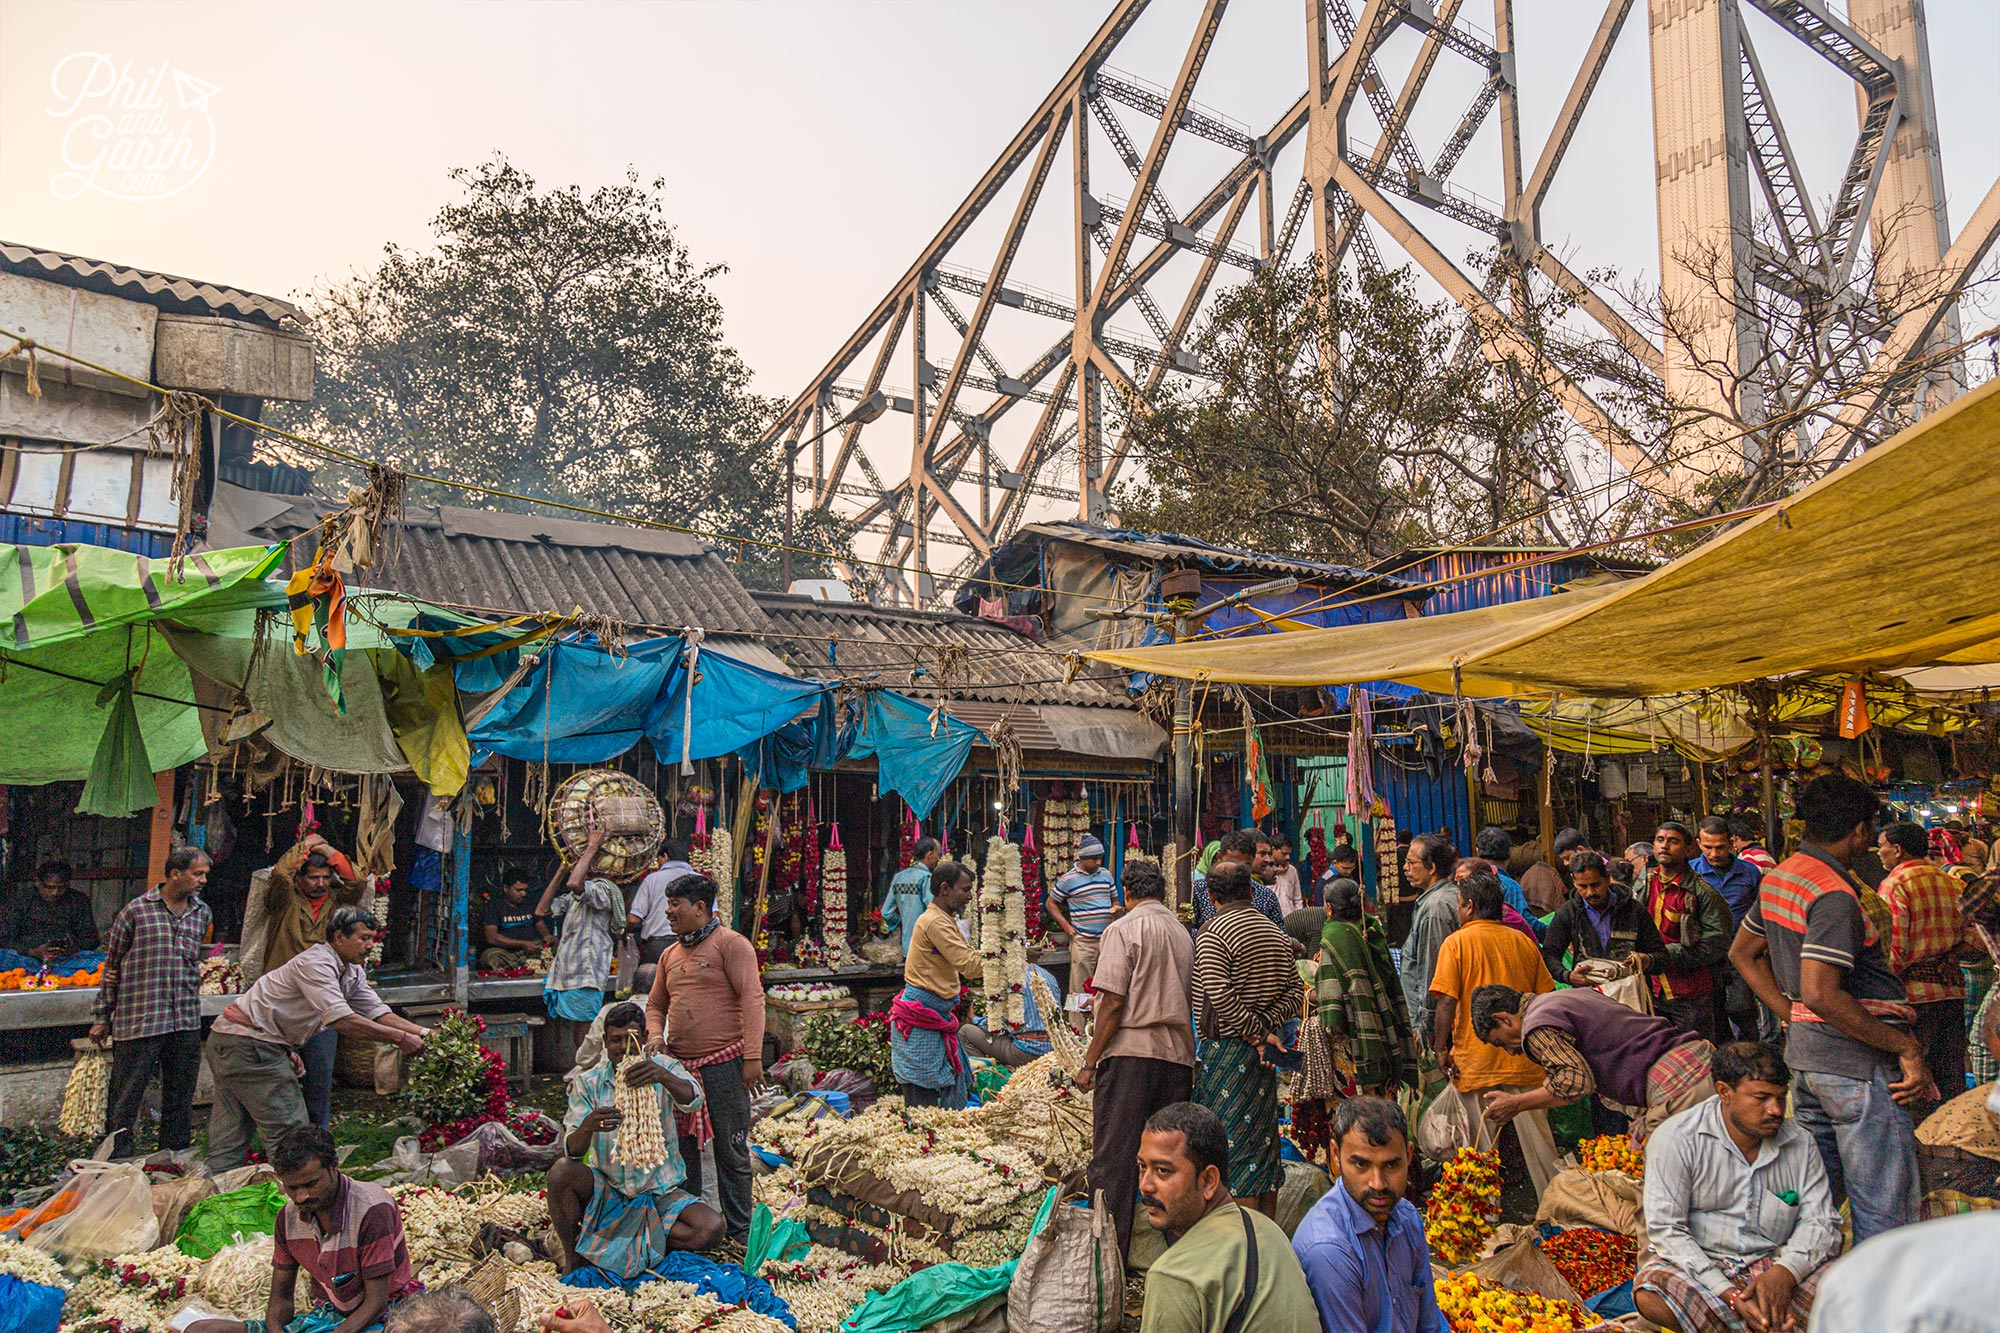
xmin=2 ymin=0 xmax=1995 ymax=412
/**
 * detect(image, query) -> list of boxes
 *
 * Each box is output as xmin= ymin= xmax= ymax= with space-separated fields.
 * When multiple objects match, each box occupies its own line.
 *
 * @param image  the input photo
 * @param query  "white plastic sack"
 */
xmin=1418 ymin=1089 xmax=1475 ymax=1162
xmin=25 ymin=1158 xmax=159 ymax=1264
xmin=1008 ymin=1192 xmax=1123 ymax=1333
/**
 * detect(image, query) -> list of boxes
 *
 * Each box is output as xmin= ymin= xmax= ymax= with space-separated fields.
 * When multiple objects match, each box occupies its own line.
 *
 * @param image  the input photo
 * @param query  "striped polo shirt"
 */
xmin=1052 ymin=867 xmax=1118 ymax=938
xmin=271 ymin=1175 xmax=416 ymax=1312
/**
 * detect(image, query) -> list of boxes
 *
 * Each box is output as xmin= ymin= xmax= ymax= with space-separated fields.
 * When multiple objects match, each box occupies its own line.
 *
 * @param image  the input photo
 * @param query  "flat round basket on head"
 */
xmin=545 ymin=769 xmax=665 ymax=883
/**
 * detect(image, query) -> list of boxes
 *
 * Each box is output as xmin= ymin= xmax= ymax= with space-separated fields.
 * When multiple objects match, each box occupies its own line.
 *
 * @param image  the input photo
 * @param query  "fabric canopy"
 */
xmin=0 ymin=544 xmax=289 ymax=810
xmin=1085 ymin=379 xmax=2000 ymax=697
xmin=463 ymin=634 xmax=827 ymax=769
xmin=847 ymin=689 xmax=983 ymax=820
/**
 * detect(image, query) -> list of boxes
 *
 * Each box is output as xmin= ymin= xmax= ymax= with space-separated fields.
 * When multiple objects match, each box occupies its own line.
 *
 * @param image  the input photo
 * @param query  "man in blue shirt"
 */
xmin=1293 ymin=1096 xmax=1445 ymax=1333
xmin=1192 ymin=829 xmax=1288 ymax=932
xmin=1693 ymin=815 xmax=1766 ymax=1043
xmin=1050 ymin=834 xmax=1118 ymax=987
xmin=881 ymin=837 xmax=940 ymax=956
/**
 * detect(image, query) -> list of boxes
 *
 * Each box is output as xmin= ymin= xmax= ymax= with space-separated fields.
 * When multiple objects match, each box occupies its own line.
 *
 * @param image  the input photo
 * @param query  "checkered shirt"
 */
xmin=1878 ymin=861 xmax=1971 ymax=1004
xmin=92 ymin=888 xmax=211 ymax=1038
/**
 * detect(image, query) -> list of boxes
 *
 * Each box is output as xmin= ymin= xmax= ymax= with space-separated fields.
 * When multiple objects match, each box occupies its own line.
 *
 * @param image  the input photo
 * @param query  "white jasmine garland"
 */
xmin=820 ymin=847 xmax=849 ymax=969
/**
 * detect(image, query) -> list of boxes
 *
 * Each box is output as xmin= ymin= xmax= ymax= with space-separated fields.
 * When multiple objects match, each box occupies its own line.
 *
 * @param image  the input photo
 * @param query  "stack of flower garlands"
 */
xmin=979 ymin=837 xmax=1027 ymax=1031
xmin=1433 ymin=1272 xmax=1591 ymax=1333
xmin=820 ymin=825 xmax=849 ymax=969
xmin=1304 ymin=813 xmax=1330 ymax=884
xmin=689 ymin=805 xmax=735 ymax=933
xmin=400 ymin=1011 xmax=528 ymax=1152
xmin=1036 ymin=790 xmax=1089 ymax=899
xmin=1576 ymin=1134 xmax=1644 ymax=1181
xmin=752 ymin=1054 xmax=1089 ymax=1272
xmin=1424 ymin=1147 xmax=1502 ymax=1266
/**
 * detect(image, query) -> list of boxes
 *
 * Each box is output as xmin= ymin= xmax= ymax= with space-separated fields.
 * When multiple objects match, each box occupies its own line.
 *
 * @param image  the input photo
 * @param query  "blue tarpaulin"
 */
xmin=461 ymin=635 xmax=826 ymax=769
xmin=846 ymin=690 xmax=982 ymax=820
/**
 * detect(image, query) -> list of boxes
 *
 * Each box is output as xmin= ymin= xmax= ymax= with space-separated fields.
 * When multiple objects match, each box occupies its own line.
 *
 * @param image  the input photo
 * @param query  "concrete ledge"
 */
xmin=154 ymin=313 xmax=314 ymax=401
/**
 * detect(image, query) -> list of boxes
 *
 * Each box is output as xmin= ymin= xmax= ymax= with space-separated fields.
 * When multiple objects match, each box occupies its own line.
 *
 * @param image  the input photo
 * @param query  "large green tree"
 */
xmin=1111 ymin=258 xmax=1573 ymax=564
xmin=276 ymin=155 xmax=840 ymax=587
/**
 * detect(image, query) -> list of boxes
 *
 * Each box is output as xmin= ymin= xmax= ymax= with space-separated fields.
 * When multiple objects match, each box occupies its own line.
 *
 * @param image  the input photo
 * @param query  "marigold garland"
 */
xmin=1423 ymin=1147 xmax=1501 ymax=1266
xmin=1538 ymin=1227 xmax=1635 ymax=1298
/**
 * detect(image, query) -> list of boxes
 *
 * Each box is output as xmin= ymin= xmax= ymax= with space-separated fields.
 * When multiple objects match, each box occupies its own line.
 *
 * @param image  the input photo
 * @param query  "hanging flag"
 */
xmin=1837 ymin=678 xmax=1871 ymax=738
xmin=286 ymin=552 xmax=348 ymax=714
xmin=1247 ymin=724 xmax=1274 ymax=821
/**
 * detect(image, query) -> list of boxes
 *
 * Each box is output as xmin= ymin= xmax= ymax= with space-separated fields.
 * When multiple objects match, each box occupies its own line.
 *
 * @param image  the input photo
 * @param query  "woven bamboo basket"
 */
xmin=544 ymin=769 xmax=665 ymax=883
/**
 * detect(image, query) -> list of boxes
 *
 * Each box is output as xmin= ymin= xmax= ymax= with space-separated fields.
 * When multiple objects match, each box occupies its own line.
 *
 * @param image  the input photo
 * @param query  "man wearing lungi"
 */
xmin=550 ymin=1003 xmax=725 ymax=1276
xmin=1634 ymin=1042 xmax=1840 ymax=1333
xmin=890 ymin=859 xmax=983 ymax=1108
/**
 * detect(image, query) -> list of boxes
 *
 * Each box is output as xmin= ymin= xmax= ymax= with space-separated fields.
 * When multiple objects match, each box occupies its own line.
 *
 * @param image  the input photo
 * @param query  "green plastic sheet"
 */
xmin=742 ymin=1204 xmax=813 ymax=1277
xmin=841 ymin=1187 xmax=1058 ymax=1333
xmin=175 ymin=1182 xmax=288 ymax=1258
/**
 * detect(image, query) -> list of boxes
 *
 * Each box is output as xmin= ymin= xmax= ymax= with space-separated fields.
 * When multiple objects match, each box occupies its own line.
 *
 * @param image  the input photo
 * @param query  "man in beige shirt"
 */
xmin=1076 ymin=860 xmax=1196 ymax=1259
xmin=891 ymin=861 xmax=985 ymax=1108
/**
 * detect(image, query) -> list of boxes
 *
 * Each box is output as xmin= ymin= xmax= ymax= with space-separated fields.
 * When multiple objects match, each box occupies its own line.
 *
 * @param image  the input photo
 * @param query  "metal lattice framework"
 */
xmin=762 ymin=0 xmax=1999 ymax=604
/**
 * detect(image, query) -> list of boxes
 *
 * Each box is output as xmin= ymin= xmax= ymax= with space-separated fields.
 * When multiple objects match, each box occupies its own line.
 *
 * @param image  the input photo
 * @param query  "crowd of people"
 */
xmin=30 ymin=768 xmax=2000 ymax=1333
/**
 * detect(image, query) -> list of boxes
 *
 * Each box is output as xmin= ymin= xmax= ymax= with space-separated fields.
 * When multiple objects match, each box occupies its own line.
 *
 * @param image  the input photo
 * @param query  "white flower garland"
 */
xmin=977 ymin=838 xmax=1027 ymax=1032
xmin=0 ymin=1238 xmax=69 ymax=1291
xmin=692 ymin=827 xmax=736 ymax=931
xmin=820 ymin=846 xmax=848 ymax=969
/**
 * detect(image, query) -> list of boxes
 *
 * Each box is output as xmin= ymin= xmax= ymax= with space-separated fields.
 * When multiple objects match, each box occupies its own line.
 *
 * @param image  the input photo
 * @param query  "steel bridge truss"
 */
xmin=761 ymin=0 xmax=1998 ymax=603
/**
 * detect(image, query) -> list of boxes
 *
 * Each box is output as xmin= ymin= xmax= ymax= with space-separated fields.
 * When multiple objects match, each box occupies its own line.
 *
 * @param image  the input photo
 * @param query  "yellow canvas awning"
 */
xmin=1519 ymin=678 xmax=1972 ymax=759
xmin=1087 ymin=379 xmax=2000 ymax=697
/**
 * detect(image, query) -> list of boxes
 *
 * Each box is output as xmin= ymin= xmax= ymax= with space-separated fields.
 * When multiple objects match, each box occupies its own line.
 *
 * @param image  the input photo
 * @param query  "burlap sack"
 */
xmin=1537 ymin=1167 xmax=1645 ymax=1241
xmin=1469 ymin=1225 xmax=1586 ymax=1304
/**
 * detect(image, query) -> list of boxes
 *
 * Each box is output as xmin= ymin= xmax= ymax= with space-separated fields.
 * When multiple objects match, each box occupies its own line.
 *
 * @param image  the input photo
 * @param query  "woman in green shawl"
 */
xmin=1315 ymin=878 xmax=1420 ymax=1094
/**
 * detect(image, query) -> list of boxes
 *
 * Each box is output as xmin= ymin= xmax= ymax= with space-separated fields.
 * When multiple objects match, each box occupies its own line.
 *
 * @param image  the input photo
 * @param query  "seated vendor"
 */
xmin=479 ymin=869 xmax=552 ymax=970
xmin=549 ymin=1001 xmax=725 ymax=1276
xmin=187 ymin=1125 xmax=417 ymax=1333
xmin=1 ymin=859 xmax=100 ymax=963
xmin=959 ymin=962 xmax=1063 ymax=1068
xmin=1634 ymin=1042 xmax=1841 ymax=1333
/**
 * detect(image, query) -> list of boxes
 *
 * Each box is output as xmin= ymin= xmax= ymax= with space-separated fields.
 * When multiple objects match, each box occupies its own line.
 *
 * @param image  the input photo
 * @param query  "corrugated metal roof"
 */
xmin=241 ymin=494 xmax=774 ymax=636
xmin=754 ymin=592 xmax=1137 ymax=708
xmin=1009 ymin=521 xmax=1427 ymax=589
xmin=1 ymin=242 xmax=300 ymax=326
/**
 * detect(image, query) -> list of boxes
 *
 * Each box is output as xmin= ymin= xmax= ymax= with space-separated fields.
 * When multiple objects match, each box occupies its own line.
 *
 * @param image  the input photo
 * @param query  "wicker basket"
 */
xmin=544 ymin=769 xmax=665 ymax=883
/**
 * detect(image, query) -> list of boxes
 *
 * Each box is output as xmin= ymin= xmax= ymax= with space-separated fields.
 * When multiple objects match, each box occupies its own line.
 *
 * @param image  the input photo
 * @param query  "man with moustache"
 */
xmin=1291 ymin=1097 xmax=1445 ymax=1333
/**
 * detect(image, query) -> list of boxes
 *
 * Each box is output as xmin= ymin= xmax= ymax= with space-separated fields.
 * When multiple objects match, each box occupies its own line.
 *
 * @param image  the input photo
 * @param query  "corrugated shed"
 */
xmin=2 ymin=242 xmax=300 ymax=327
xmin=0 ymin=514 xmax=172 ymax=556
xmin=249 ymin=500 xmax=775 ymax=636
xmin=755 ymin=592 xmax=1134 ymax=708
xmin=1369 ymin=546 xmax=1654 ymax=617
xmin=964 ymin=520 xmax=1428 ymax=597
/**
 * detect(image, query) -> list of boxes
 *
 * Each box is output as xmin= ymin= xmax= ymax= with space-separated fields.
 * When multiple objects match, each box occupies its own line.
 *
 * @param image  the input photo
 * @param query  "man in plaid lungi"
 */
xmin=1634 ymin=1043 xmax=1840 ymax=1333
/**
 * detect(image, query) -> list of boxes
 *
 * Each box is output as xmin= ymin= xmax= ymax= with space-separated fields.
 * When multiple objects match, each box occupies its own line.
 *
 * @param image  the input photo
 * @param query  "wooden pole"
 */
xmin=146 ymin=771 xmax=176 ymax=887
xmin=1695 ymin=760 xmax=1710 ymax=820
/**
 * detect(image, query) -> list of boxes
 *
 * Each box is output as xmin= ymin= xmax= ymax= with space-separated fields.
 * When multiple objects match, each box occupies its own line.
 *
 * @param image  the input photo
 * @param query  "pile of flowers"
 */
xmin=197 ymin=955 xmax=243 ymax=995
xmin=797 ymin=1010 xmax=895 ymax=1088
xmin=1433 ymin=1273 xmax=1591 ymax=1332
xmin=1424 ymin=1147 xmax=1501 ymax=1266
xmin=0 ymin=1236 xmax=69 ymax=1290
xmin=1539 ymin=1227 xmax=1635 ymax=1298
xmin=1578 ymin=1133 xmax=1645 ymax=1181
xmin=0 ymin=962 xmax=102 ymax=990
xmin=400 ymin=1011 xmax=512 ymax=1150
xmin=770 ymin=983 xmax=850 ymax=1004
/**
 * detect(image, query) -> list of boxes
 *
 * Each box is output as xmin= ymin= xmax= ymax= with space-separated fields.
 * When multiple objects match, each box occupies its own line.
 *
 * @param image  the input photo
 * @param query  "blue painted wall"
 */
xmin=0 ymin=515 xmax=174 ymax=555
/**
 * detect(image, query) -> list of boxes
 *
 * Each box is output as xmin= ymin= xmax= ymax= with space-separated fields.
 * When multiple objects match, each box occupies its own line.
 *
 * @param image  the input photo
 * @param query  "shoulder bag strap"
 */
xmin=1220 ymin=1208 xmax=1259 ymax=1333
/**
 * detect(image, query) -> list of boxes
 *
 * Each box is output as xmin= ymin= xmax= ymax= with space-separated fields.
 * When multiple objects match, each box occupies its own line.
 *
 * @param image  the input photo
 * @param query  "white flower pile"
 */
xmin=0 ymin=1237 xmax=69 ymax=1290
xmin=59 ymin=1047 xmax=109 ymax=1137
xmin=768 ymin=983 xmax=850 ymax=1004
xmin=197 ymin=955 xmax=243 ymax=995
xmin=692 ymin=828 xmax=736 ymax=931
xmin=761 ymin=1245 xmax=907 ymax=1333
xmin=820 ymin=843 xmax=848 ymax=969
xmin=497 ymin=1258 xmax=790 ymax=1333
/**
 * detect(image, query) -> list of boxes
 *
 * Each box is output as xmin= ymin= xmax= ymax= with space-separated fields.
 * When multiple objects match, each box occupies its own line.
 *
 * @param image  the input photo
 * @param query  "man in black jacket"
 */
xmin=1541 ymin=850 xmax=1666 ymax=985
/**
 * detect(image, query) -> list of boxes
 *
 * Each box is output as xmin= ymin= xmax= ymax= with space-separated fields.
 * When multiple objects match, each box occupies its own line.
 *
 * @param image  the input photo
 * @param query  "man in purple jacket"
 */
xmin=1468 ymin=984 xmax=1715 ymax=1143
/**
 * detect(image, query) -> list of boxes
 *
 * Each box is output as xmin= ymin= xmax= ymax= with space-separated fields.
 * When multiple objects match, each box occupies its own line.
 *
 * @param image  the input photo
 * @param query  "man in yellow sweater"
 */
xmin=890 ymin=860 xmax=983 ymax=1108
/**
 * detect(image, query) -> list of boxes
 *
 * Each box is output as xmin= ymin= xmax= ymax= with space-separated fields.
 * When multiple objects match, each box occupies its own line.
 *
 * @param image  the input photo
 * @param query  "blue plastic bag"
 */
xmin=0 ymin=1273 xmax=65 ymax=1333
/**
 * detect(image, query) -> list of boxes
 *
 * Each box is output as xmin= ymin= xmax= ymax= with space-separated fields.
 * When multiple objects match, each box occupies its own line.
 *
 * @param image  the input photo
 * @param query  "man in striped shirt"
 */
xmin=1190 ymin=862 xmax=1301 ymax=1217
xmin=1729 ymin=774 xmax=1932 ymax=1243
xmin=1049 ymin=834 xmax=1117 ymax=988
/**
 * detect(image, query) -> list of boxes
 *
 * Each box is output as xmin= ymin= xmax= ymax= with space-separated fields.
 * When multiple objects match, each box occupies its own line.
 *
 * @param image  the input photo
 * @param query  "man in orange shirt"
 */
xmin=1430 ymin=869 xmax=1558 ymax=1194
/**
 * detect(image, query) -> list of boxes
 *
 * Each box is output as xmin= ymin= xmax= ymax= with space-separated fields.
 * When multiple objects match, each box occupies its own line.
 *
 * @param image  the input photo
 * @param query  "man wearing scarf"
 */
xmin=1636 ymin=821 xmax=1733 ymax=1044
xmin=890 ymin=860 xmax=983 ymax=1108
xmin=643 ymin=873 xmax=764 ymax=1242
